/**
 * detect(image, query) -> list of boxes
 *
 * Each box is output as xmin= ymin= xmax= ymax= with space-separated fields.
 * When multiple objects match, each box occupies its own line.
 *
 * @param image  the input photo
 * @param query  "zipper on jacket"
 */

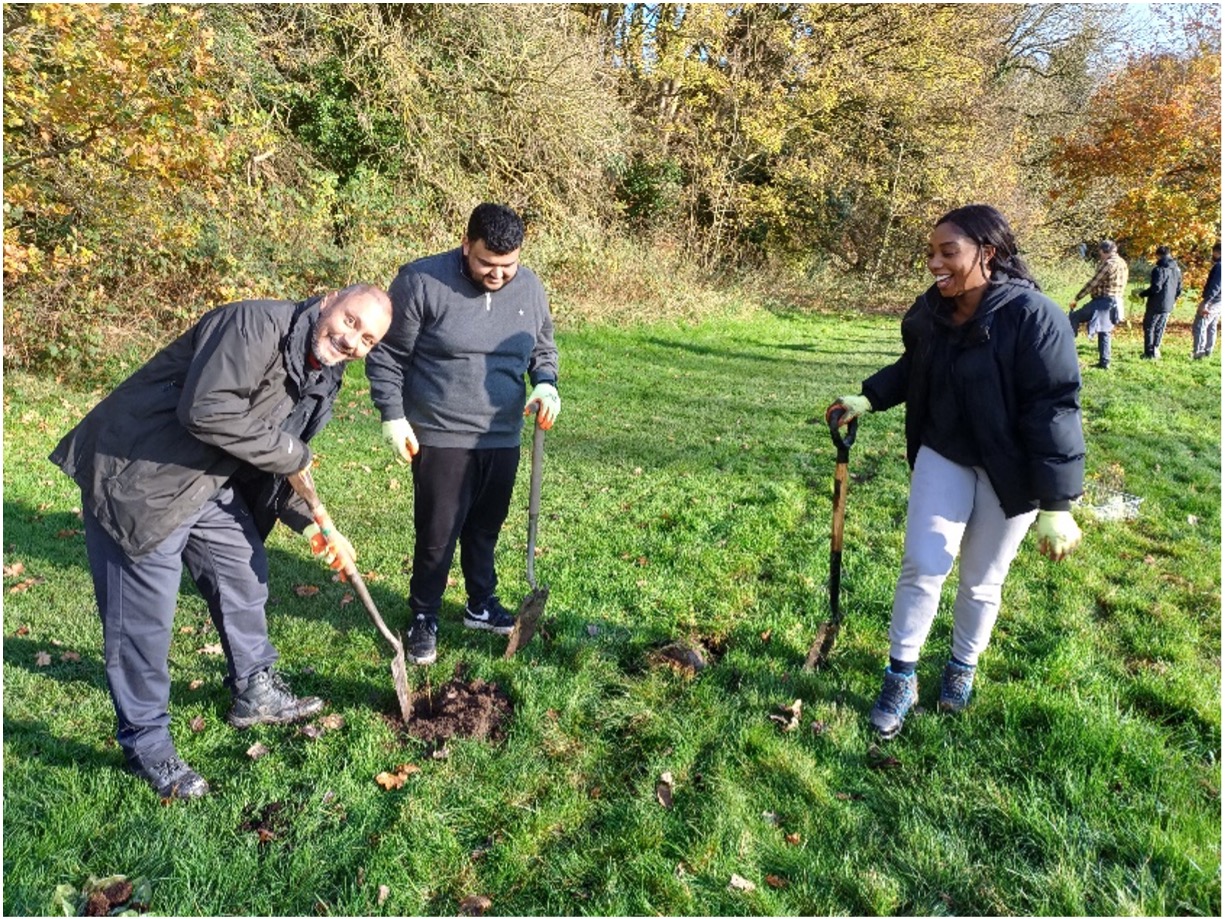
xmin=485 ymin=292 xmax=492 ymax=312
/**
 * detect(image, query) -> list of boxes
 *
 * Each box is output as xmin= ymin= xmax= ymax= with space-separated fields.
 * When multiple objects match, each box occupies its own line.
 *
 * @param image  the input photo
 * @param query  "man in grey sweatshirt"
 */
xmin=366 ymin=203 xmax=560 ymax=664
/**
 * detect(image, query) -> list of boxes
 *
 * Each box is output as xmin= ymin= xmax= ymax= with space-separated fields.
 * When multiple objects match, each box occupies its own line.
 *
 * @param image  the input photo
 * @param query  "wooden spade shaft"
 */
xmin=287 ymin=469 xmax=412 ymax=722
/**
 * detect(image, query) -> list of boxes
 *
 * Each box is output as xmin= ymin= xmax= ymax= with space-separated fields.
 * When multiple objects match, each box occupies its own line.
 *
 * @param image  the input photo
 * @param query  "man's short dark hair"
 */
xmin=1099 ymin=239 xmax=1117 ymax=254
xmin=1156 ymin=245 xmax=1171 ymax=257
xmin=467 ymin=204 xmax=525 ymax=254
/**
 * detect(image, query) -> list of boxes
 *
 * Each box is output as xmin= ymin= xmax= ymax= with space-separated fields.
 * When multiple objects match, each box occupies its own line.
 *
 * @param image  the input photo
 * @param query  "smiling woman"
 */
xmin=826 ymin=203 xmax=1086 ymax=741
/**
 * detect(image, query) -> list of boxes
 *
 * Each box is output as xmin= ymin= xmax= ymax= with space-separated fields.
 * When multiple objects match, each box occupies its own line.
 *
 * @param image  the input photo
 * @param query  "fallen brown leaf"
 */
xmin=197 ymin=642 xmax=224 ymax=655
xmin=655 ymin=771 xmax=675 ymax=809
xmin=13 ymin=624 xmax=30 ymax=636
xmin=34 ymin=650 xmax=51 ymax=667
xmin=294 ymin=584 xmax=320 ymax=597
xmin=728 ymin=873 xmax=757 ymax=892
xmin=759 ymin=628 xmax=772 ymax=642
xmin=3 ymin=561 xmax=26 ymax=577
xmin=246 ymin=742 xmax=270 ymax=760
xmin=319 ymin=714 xmax=345 ymax=731
xmin=765 ymin=874 xmax=788 ymax=889
xmin=55 ymin=528 xmax=83 ymax=539
xmin=190 ymin=715 xmax=206 ymax=733
xmin=299 ymin=723 xmax=323 ymax=740
xmin=189 ymin=679 xmax=205 ymax=690
xmin=8 ymin=577 xmax=44 ymax=594
xmin=179 ymin=626 xmax=196 ymax=634
xmin=257 ymin=828 xmax=276 ymax=844
xmin=340 ymin=592 xmax=355 ymax=606
xmin=784 ymin=832 xmax=801 ymax=846
xmin=377 ymin=885 xmax=390 ymax=906
xmin=60 ymin=650 xmax=81 ymax=662
xmin=769 ymin=698 xmax=803 ymax=732
xmin=458 ymin=894 xmax=492 ymax=916
xmin=375 ymin=771 xmax=406 ymax=790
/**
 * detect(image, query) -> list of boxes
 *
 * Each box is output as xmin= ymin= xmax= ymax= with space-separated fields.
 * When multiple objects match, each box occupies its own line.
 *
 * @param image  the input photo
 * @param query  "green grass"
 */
xmin=3 ymin=303 xmax=1220 ymax=916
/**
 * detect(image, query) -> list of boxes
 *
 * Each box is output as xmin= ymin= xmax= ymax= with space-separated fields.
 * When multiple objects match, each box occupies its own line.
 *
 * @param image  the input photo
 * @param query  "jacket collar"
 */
xmin=284 ymin=296 xmax=343 ymax=394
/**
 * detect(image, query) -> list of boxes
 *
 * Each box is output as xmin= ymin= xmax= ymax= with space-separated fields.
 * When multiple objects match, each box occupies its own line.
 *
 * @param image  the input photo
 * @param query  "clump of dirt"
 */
xmin=404 ymin=677 xmax=512 ymax=744
xmin=82 ymin=880 xmax=136 ymax=916
xmin=239 ymin=801 xmax=291 ymax=845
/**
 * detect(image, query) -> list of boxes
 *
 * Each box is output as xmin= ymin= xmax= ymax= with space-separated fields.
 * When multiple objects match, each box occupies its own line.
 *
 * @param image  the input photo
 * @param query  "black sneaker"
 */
xmin=128 ymin=753 xmax=210 ymax=800
xmin=227 ymin=668 xmax=324 ymax=728
xmin=463 ymin=596 xmax=516 ymax=635
xmin=407 ymin=614 xmax=438 ymax=665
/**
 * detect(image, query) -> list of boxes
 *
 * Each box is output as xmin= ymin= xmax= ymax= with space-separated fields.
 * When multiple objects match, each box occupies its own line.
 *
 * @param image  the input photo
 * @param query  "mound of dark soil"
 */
xmin=404 ymin=677 xmax=512 ymax=743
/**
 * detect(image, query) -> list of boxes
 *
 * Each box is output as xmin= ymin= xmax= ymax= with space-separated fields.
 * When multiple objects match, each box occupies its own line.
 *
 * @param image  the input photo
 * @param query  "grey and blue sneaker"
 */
xmin=869 ymin=667 xmax=918 ymax=740
xmin=938 ymin=659 xmax=977 ymax=713
xmin=407 ymin=614 xmax=439 ymax=665
xmin=463 ymin=596 xmax=516 ymax=635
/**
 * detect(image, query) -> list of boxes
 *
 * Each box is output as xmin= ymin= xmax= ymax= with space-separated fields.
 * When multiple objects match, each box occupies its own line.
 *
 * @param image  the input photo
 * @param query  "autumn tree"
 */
xmin=1049 ymin=21 xmax=1222 ymax=269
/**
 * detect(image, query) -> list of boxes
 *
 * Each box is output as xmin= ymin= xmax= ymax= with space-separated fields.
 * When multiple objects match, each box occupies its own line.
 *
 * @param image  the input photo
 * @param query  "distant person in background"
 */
xmin=1138 ymin=245 xmax=1183 ymax=359
xmin=1192 ymin=241 xmax=1221 ymax=359
xmin=1069 ymin=239 xmax=1128 ymax=369
xmin=366 ymin=203 xmax=559 ymax=667
xmin=50 ymin=286 xmax=393 ymax=799
xmin=826 ymin=204 xmax=1085 ymax=742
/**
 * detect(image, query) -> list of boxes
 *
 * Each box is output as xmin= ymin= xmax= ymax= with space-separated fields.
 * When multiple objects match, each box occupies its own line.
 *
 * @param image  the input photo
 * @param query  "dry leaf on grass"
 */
xmin=377 ymin=885 xmax=390 ymax=906
xmin=340 ymin=592 xmax=355 ymax=606
xmin=375 ymin=762 xmax=421 ymax=790
xmin=458 ymin=894 xmax=492 ymax=916
xmin=784 ymin=832 xmax=801 ymax=846
xmin=60 ymin=650 xmax=81 ymax=662
xmin=189 ymin=679 xmax=205 ymax=690
xmin=299 ymin=723 xmax=323 ymax=740
xmin=8 ymin=577 xmax=45 ymax=594
xmin=13 ymin=624 xmax=30 ymax=636
xmin=190 ymin=716 xmax=206 ymax=733
xmin=769 ymin=698 xmax=803 ymax=732
xmin=3 ymin=561 xmax=26 ymax=577
xmin=246 ymin=742 xmax=270 ymax=760
xmin=179 ymin=626 xmax=196 ymax=634
xmin=655 ymin=771 xmax=675 ymax=809
xmin=319 ymin=714 xmax=345 ymax=731
xmin=34 ymin=651 xmax=51 ymax=667
xmin=866 ymin=744 xmax=903 ymax=770
xmin=197 ymin=643 xmax=224 ymax=656
xmin=55 ymin=528 xmax=83 ymax=539
xmin=729 ymin=873 xmax=757 ymax=892
xmin=765 ymin=874 xmax=788 ymax=889
xmin=294 ymin=584 xmax=320 ymax=597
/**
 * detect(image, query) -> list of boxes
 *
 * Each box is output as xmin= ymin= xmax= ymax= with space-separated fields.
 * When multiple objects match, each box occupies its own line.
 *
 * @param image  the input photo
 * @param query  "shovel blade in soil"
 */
xmin=504 ymin=586 xmax=549 ymax=658
xmin=804 ymin=620 xmax=840 ymax=671
xmin=390 ymin=653 xmax=413 ymax=723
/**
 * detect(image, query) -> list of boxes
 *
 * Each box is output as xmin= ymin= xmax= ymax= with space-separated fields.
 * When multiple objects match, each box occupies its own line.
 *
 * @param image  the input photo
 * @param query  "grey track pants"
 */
xmin=889 ymin=446 xmax=1037 ymax=667
xmin=83 ymin=486 xmax=278 ymax=762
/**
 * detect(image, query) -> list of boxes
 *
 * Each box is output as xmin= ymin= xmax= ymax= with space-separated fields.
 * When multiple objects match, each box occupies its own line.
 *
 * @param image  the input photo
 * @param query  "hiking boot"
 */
xmin=868 ymin=667 xmax=918 ymax=741
xmin=128 ymin=752 xmax=210 ymax=800
xmin=227 ymin=668 xmax=324 ymax=728
xmin=938 ymin=659 xmax=977 ymax=714
xmin=463 ymin=596 xmax=516 ymax=635
xmin=407 ymin=614 xmax=438 ymax=665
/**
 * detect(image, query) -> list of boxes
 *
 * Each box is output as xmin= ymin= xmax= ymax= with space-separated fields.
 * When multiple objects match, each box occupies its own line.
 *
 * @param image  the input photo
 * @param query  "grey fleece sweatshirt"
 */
xmin=366 ymin=247 xmax=559 ymax=449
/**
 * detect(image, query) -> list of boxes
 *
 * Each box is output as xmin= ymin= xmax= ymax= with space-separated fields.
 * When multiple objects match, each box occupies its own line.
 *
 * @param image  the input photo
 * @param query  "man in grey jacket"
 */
xmin=50 ymin=285 xmax=392 ymax=799
xmin=366 ymin=203 xmax=559 ymax=666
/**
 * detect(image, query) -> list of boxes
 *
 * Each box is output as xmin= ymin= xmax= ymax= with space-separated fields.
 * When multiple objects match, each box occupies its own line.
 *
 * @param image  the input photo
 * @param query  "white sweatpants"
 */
xmin=889 ymin=446 xmax=1037 ymax=666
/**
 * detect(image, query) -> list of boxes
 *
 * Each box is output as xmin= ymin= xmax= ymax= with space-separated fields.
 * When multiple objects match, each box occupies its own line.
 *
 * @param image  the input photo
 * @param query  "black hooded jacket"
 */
xmin=861 ymin=276 xmax=1085 ymax=518
xmin=50 ymin=297 xmax=344 ymax=560
xmin=1139 ymin=255 xmax=1183 ymax=314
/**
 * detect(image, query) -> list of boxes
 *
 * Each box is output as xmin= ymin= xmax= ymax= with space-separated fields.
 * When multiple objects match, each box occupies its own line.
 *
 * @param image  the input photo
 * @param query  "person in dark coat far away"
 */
xmin=50 ymin=285 xmax=392 ymax=799
xmin=1192 ymin=240 xmax=1222 ymax=359
xmin=1138 ymin=245 xmax=1183 ymax=359
xmin=826 ymin=204 xmax=1085 ymax=741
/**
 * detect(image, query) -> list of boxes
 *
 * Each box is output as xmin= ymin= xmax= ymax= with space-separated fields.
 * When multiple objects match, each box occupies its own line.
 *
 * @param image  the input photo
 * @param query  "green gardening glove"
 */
xmin=525 ymin=383 xmax=561 ymax=430
xmin=1035 ymin=510 xmax=1082 ymax=562
xmin=825 ymin=394 xmax=872 ymax=427
xmin=381 ymin=417 xmax=419 ymax=464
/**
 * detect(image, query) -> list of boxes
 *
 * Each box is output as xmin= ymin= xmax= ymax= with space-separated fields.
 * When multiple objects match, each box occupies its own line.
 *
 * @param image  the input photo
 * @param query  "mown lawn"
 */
xmin=3 ymin=305 xmax=1220 ymax=916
